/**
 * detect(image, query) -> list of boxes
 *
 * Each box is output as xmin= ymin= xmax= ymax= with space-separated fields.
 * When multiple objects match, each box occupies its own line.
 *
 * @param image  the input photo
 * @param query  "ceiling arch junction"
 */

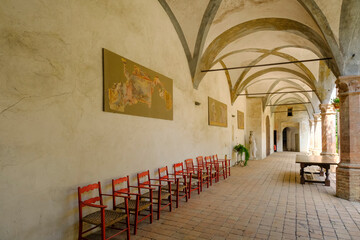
xmin=159 ymin=0 xmax=359 ymax=113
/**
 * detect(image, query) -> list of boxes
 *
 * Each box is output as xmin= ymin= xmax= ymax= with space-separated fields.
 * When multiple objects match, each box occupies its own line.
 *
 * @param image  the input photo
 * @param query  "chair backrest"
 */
xmin=137 ymin=170 xmax=151 ymax=194
xmin=205 ymin=156 xmax=212 ymax=168
xmin=112 ymin=176 xmax=130 ymax=207
xmin=196 ymin=156 xmax=205 ymax=170
xmin=158 ymin=166 xmax=169 ymax=180
xmin=173 ymin=162 xmax=185 ymax=176
xmin=78 ymin=182 xmax=103 ymax=219
xmin=184 ymin=158 xmax=195 ymax=173
xmin=212 ymin=154 xmax=219 ymax=163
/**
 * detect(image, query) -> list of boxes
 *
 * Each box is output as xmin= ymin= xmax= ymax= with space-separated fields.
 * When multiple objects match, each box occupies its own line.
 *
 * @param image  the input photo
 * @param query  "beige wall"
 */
xmin=274 ymin=106 xmax=310 ymax=153
xmin=0 ymin=1 xmax=248 ymax=239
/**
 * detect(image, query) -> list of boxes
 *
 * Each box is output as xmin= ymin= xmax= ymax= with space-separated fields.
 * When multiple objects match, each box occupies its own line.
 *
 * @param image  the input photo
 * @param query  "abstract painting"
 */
xmin=103 ymin=48 xmax=173 ymax=120
xmin=208 ymin=97 xmax=227 ymax=127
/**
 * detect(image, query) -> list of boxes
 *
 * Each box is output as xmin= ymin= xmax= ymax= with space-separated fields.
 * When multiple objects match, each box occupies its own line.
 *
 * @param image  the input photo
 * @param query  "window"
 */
xmin=287 ymin=108 xmax=293 ymax=116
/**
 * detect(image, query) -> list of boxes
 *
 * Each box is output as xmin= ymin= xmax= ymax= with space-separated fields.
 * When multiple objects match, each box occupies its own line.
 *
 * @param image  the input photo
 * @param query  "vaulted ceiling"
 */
xmin=159 ymin=0 xmax=360 ymax=117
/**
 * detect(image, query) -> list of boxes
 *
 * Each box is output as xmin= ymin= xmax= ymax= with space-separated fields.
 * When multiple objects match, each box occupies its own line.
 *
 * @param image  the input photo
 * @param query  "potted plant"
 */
xmin=233 ymin=144 xmax=250 ymax=166
xmin=332 ymin=97 xmax=340 ymax=109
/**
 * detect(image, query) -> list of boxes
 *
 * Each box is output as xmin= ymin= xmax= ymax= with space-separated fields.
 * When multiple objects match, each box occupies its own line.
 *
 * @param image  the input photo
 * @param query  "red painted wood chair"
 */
xmin=78 ymin=182 xmax=130 ymax=240
xmin=112 ymin=176 xmax=153 ymax=235
xmin=173 ymin=162 xmax=199 ymax=199
xmin=158 ymin=166 xmax=188 ymax=208
xmin=137 ymin=170 xmax=172 ymax=220
xmin=204 ymin=156 xmax=217 ymax=185
xmin=212 ymin=154 xmax=226 ymax=181
xmin=185 ymin=158 xmax=209 ymax=192
xmin=217 ymin=154 xmax=231 ymax=177
xmin=196 ymin=156 xmax=211 ymax=189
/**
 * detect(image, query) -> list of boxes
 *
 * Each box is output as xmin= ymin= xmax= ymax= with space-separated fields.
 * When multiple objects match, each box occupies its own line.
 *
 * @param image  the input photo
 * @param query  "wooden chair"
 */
xmin=196 ymin=156 xmax=211 ymax=188
xmin=217 ymin=154 xmax=231 ymax=177
xmin=173 ymin=162 xmax=199 ymax=199
xmin=212 ymin=155 xmax=226 ymax=181
xmin=137 ymin=170 xmax=172 ymax=220
xmin=204 ymin=156 xmax=217 ymax=185
xmin=112 ymin=176 xmax=153 ymax=235
xmin=185 ymin=158 xmax=209 ymax=192
xmin=78 ymin=182 xmax=130 ymax=240
xmin=158 ymin=166 xmax=188 ymax=208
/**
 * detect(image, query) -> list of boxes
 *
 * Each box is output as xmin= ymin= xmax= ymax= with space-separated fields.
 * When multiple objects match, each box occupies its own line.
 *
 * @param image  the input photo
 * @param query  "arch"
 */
xmin=194 ymin=18 xmax=338 ymax=89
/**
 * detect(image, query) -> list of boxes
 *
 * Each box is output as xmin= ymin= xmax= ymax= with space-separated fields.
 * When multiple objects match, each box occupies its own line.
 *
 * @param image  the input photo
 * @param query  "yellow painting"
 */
xmin=237 ymin=110 xmax=244 ymax=129
xmin=103 ymin=49 xmax=173 ymax=120
xmin=208 ymin=97 xmax=227 ymax=127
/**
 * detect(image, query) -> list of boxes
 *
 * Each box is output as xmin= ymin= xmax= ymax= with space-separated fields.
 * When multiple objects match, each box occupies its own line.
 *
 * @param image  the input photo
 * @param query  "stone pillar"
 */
xmin=319 ymin=104 xmax=337 ymax=156
xmin=312 ymin=113 xmax=322 ymax=155
xmin=336 ymin=76 xmax=360 ymax=201
xmin=309 ymin=119 xmax=314 ymax=153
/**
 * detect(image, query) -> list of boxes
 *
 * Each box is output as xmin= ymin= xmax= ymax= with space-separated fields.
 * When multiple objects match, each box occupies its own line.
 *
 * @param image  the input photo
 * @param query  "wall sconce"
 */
xmin=195 ymin=101 xmax=201 ymax=106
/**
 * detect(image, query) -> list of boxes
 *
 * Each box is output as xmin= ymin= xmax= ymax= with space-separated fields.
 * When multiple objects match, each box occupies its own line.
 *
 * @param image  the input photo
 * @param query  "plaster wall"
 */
xmin=0 ymin=1 xmax=245 ymax=239
xmin=274 ymin=106 xmax=310 ymax=153
xmin=246 ymin=98 xmax=263 ymax=160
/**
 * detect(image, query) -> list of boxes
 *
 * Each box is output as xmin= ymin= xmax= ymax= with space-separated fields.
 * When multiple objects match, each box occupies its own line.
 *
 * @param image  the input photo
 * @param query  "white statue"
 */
xmin=249 ymin=131 xmax=257 ymax=160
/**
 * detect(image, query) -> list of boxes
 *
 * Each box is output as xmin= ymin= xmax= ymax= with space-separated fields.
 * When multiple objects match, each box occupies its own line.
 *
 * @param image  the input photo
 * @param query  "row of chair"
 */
xmin=78 ymin=154 xmax=231 ymax=240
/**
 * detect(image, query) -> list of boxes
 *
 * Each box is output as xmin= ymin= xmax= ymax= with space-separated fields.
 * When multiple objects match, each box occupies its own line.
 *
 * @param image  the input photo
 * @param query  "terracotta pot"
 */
xmin=333 ymin=102 xmax=340 ymax=109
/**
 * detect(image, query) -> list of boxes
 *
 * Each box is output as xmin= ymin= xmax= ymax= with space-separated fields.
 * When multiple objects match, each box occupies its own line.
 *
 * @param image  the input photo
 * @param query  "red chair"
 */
xmin=196 ymin=156 xmax=211 ymax=189
xmin=158 ymin=166 xmax=188 ymax=208
xmin=212 ymin=155 xmax=226 ymax=181
xmin=112 ymin=176 xmax=153 ymax=235
xmin=185 ymin=158 xmax=208 ymax=192
xmin=137 ymin=170 xmax=172 ymax=220
xmin=205 ymin=156 xmax=217 ymax=185
xmin=173 ymin=162 xmax=199 ymax=199
xmin=78 ymin=182 xmax=130 ymax=240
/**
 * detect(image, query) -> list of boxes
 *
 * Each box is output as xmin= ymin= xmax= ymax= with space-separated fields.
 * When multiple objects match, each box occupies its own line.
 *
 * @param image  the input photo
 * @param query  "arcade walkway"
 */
xmin=103 ymin=153 xmax=360 ymax=240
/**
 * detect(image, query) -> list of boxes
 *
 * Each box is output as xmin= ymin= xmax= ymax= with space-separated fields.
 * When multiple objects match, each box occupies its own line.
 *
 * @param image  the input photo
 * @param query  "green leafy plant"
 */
xmin=331 ymin=97 xmax=340 ymax=104
xmin=233 ymin=144 xmax=250 ymax=166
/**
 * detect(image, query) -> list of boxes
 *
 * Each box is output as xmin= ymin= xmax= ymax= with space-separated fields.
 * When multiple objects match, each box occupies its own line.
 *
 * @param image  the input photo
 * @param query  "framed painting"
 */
xmin=208 ymin=97 xmax=227 ymax=127
xmin=103 ymin=48 xmax=173 ymax=120
xmin=237 ymin=110 xmax=244 ymax=129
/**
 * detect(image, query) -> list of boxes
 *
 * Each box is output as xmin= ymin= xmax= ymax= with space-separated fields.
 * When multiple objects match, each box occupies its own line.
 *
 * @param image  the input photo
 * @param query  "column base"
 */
xmin=336 ymin=165 xmax=360 ymax=201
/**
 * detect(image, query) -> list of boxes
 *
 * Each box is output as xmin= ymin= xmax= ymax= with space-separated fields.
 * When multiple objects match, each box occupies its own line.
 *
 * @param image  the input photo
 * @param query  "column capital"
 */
xmin=308 ymin=119 xmax=314 ymax=124
xmin=336 ymin=76 xmax=360 ymax=94
xmin=313 ymin=113 xmax=321 ymax=122
xmin=319 ymin=104 xmax=336 ymax=115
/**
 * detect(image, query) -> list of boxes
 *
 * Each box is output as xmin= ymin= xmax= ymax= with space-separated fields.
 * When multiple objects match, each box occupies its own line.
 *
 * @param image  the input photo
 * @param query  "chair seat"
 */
xmin=192 ymin=174 xmax=208 ymax=179
xmin=141 ymin=191 xmax=171 ymax=200
xmin=163 ymin=183 xmax=187 ymax=191
xmin=117 ymin=200 xmax=151 ymax=212
xmin=83 ymin=210 xmax=127 ymax=227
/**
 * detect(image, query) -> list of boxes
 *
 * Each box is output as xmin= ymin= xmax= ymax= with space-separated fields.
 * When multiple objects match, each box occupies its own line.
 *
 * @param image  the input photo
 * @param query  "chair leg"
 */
xmin=134 ymin=211 xmax=138 ymax=235
xmin=150 ymin=203 xmax=153 ymax=224
xmin=176 ymin=189 xmax=179 ymax=208
xmin=157 ymin=200 xmax=161 ymax=220
xmin=169 ymin=194 xmax=172 ymax=212
xmin=78 ymin=221 xmax=82 ymax=240
xmin=126 ymin=216 xmax=130 ymax=240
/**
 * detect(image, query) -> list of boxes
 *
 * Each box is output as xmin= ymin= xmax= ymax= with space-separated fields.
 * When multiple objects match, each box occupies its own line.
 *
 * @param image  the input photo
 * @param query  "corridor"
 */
xmin=122 ymin=153 xmax=360 ymax=240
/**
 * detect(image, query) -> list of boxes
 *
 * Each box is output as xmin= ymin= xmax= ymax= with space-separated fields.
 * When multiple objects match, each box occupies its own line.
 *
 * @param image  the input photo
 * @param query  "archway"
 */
xmin=282 ymin=126 xmax=300 ymax=152
xmin=266 ymin=116 xmax=270 ymax=156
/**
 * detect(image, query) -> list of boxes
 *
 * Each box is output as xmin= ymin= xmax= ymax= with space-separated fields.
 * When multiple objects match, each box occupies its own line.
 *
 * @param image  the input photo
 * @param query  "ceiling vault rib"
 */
xmin=201 ymin=57 xmax=332 ymax=72
xmin=237 ymin=90 xmax=315 ymax=96
xmin=266 ymin=102 xmax=311 ymax=106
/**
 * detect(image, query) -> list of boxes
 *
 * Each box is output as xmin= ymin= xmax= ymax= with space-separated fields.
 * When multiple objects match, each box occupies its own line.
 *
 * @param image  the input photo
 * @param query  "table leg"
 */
xmin=325 ymin=166 xmax=330 ymax=186
xmin=319 ymin=167 xmax=324 ymax=176
xmin=300 ymin=163 xmax=305 ymax=184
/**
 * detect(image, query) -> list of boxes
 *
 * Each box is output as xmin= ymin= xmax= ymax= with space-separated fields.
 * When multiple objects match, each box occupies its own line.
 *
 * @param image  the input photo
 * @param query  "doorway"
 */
xmin=274 ymin=130 xmax=277 ymax=152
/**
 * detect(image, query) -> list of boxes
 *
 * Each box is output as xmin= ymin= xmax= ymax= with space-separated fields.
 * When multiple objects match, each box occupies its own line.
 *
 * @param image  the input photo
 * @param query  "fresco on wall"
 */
xmin=208 ymin=97 xmax=227 ymax=127
xmin=103 ymin=48 xmax=173 ymax=120
xmin=237 ymin=110 xmax=244 ymax=129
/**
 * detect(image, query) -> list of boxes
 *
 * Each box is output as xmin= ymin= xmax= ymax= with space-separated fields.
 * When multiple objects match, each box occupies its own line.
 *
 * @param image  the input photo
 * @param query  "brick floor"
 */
xmin=89 ymin=152 xmax=360 ymax=240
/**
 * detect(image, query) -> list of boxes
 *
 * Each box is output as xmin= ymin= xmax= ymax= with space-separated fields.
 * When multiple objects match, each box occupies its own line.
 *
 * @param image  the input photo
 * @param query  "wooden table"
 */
xmin=296 ymin=154 xmax=339 ymax=186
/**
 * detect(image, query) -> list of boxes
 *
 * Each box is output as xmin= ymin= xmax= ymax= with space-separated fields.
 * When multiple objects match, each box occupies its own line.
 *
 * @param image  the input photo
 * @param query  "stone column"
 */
xmin=309 ymin=119 xmax=314 ymax=153
xmin=312 ymin=113 xmax=322 ymax=155
xmin=336 ymin=76 xmax=360 ymax=201
xmin=319 ymin=104 xmax=337 ymax=156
